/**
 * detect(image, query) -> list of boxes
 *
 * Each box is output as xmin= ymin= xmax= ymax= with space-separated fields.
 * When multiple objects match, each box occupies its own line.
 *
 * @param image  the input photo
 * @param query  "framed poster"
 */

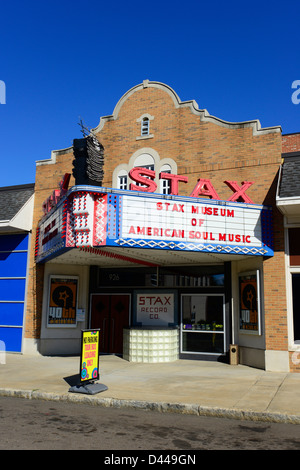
xmin=47 ymin=275 xmax=78 ymax=327
xmin=80 ymin=329 xmax=100 ymax=383
xmin=239 ymin=270 xmax=261 ymax=335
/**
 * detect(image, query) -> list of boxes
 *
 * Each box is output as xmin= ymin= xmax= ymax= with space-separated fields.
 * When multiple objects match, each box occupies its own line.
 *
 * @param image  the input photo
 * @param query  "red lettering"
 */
xmin=191 ymin=218 xmax=205 ymax=226
xmin=126 ymin=170 xmax=256 ymax=204
xmin=156 ymin=202 xmax=185 ymax=212
xmin=129 ymin=167 xmax=157 ymax=192
xmin=159 ymin=172 xmax=188 ymax=195
xmin=218 ymin=233 xmax=251 ymax=243
xmin=60 ymin=173 xmax=71 ymax=193
xmin=150 ymin=313 xmax=159 ymax=319
xmin=224 ymin=181 xmax=254 ymax=203
xmin=42 ymin=173 xmax=71 ymax=215
xmin=190 ymin=179 xmax=220 ymax=199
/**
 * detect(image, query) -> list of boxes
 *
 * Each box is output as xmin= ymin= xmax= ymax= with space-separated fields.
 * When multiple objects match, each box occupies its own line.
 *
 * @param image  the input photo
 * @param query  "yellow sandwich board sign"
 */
xmin=80 ymin=329 xmax=100 ymax=383
xmin=69 ymin=328 xmax=107 ymax=395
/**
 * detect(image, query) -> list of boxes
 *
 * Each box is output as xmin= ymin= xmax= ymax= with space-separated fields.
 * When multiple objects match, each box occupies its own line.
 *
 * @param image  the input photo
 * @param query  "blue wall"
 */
xmin=0 ymin=234 xmax=29 ymax=352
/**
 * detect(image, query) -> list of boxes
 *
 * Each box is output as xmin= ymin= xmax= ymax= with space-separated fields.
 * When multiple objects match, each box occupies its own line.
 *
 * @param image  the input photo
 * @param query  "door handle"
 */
xmin=111 ymin=318 xmax=115 ymax=350
xmin=102 ymin=318 xmax=107 ymax=350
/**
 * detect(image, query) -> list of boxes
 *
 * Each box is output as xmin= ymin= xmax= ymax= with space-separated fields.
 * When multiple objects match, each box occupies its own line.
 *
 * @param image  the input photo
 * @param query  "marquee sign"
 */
xmin=117 ymin=194 xmax=272 ymax=256
xmin=35 ymin=186 xmax=274 ymax=263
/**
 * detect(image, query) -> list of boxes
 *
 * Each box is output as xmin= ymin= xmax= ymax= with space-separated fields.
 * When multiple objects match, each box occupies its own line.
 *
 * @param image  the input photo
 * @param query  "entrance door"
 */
xmin=181 ymin=294 xmax=225 ymax=355
xmin=90 ymin=294 xmax=130 ymax=355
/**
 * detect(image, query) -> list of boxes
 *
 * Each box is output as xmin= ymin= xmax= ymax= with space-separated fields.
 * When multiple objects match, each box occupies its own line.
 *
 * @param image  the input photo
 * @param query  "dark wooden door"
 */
xmin=90 ymin=294 xmax=130 ymax=354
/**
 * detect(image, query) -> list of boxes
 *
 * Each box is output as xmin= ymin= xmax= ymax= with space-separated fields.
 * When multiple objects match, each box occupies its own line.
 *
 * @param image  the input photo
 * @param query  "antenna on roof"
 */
xmin=78 ymin=117 xmax=91 ymax=138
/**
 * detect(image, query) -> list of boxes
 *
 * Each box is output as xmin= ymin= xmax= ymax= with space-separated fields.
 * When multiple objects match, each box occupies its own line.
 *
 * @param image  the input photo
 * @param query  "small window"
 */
xmin=119 ymin=175 xmax=128 ymax=190
xmin=136 ymin=114 xmax=154 ymax=140
xmin=160 ymin=164 xmax=171 ymax=194
xmin=161 ymin=175 xmax=171 ymax=194
xmin=141 ymin=117 xmax=150 ymax=136
xmin=117 ymin=170 xmax=128 ymax=190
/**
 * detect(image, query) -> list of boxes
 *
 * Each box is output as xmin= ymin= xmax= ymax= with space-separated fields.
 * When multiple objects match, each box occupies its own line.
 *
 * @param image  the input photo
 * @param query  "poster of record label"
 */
xmin=80 ymin=330 xmax=100 ymax=383
xmin=47 ymin=276 xmax=78 ymax=326
xmin=239 ymin=271 xmax=261 ymax=334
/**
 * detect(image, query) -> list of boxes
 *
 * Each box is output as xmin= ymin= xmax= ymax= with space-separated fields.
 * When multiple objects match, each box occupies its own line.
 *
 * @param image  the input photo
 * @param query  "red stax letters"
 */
xmin=42 ymin=173 xmax=71 ymax=215
xmin=126 ymin=169 xmax=255 ymax=203
xmin=129 ymin=167 xmax=157 ymax=192
xmin=189 ymin=179 xmax=220 ymax=200
xmin=224 ymin=181 xmax=254 ymax=203
xmin=159 ymin=172 xmax=188 ymax=195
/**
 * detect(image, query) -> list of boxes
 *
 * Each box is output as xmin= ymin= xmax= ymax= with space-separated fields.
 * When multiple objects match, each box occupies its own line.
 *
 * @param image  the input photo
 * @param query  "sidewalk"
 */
xmin=0 ymin=353 xmax=300 ymax=424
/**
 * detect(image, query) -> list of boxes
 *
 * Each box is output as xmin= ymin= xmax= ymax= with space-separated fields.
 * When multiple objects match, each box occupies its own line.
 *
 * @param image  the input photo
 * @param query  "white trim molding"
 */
xmin=92 ymin=80 xmax=282 ymax=136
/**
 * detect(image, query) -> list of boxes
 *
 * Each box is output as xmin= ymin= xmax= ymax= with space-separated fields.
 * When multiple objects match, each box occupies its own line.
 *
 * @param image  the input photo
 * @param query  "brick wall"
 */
xmin=24 ymin=150 xmax=75 ymax=339
xmin=25 ymin=82 xmax=286 ymax=358
xmin=282 ymin=133 xmax=300 ymax=153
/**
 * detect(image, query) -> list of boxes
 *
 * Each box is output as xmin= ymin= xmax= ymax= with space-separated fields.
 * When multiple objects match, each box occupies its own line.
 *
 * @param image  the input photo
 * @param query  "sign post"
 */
xmin=69 ymin=329 xmax=108 ymax=395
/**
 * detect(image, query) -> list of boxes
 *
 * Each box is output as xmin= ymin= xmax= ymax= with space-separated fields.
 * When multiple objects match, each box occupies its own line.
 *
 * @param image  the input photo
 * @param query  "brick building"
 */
xmin=277 ymin=133 xmax=300 ymax=372
xmin=20 ymin=80 xmax=300 ymax=372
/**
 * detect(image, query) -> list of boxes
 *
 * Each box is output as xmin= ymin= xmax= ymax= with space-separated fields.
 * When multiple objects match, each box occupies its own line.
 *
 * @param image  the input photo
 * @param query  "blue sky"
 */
xmin=0 ymin=0 xmax=299 ymax=187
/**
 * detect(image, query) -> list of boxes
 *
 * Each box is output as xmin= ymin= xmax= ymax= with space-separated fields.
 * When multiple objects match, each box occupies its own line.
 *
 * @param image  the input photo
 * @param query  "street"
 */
xmin=0 ymin=396 xmax=300 ymax=451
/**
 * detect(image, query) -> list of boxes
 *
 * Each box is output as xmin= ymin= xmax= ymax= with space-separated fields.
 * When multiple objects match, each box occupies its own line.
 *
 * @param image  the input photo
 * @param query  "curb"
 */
xmin=1 ymin=388 xmax=300 ymax=425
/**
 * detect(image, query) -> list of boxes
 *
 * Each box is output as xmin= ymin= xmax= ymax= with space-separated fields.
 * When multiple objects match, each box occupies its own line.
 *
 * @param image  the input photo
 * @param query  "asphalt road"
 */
xmin=1 ymin=396 xmax=300 ymax=452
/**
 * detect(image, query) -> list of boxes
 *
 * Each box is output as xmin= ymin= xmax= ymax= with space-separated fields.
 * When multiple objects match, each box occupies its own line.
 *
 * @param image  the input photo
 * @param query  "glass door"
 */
xmin=181 ymin=294 xmax=225 ymax=355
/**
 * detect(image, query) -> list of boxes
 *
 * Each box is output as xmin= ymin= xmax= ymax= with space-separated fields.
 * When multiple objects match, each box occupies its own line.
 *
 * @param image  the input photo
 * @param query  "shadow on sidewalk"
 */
xmin=63 ymin=374 xmax=80 ymax=387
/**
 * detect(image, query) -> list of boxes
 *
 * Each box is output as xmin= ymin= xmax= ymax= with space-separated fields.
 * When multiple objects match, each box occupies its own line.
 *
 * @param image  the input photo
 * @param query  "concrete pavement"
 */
xmin=0 ymin=353 xmax=300 ymax=424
